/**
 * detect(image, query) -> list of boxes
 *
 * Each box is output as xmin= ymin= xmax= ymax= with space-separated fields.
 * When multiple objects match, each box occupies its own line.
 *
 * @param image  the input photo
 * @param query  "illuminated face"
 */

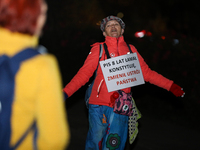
xmin=35 ymin=0 xmax=48 ymax=37
xmin=103 ymin=20 xmax=124 ymax=38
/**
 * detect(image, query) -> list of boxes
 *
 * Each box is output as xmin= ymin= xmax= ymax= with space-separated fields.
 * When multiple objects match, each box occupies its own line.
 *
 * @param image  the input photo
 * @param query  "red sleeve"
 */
xmin=63 ymin=43 xmax=100 ymax=97
xmin=130 ymin=45 xmax=173 ymax=91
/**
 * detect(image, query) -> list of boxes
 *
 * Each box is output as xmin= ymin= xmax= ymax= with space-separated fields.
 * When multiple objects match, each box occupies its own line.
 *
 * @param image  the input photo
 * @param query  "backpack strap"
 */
xmin=99 ymin=44 xmax=103 ymax=60
xmin=84 ymin=44 xmax=103 ymax=108
xmin=12 ymin=121 xmax=37 ymax=150
xmin=10 ymin=48 xmax=40 ymax=150
xmin=126 ymin=43 xmax=133 ymax=53
xmin=33 ymin=125 xmax=38 ymax=150
xmin=11 ymin=48 xmax=40 ymax=75
xmin=0 ymin=47 xmax=40 ymax=150
xmin=94 ymin=44 xmax=103 ymax=75
xmin=12 ymin=48 xmax=39 ymax=61
xmin=103 ymin=43 xmax=111 ymax=59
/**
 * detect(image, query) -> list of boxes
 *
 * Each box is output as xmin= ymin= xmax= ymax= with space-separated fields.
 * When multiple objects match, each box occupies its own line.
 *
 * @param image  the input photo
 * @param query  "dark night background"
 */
xmin=40 ymin=0 xmax=200 ymax=149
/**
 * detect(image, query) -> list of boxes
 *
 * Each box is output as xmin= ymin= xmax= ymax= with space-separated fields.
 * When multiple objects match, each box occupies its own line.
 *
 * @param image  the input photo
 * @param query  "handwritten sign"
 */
xmin=100 ymin=53 xmax=145 ymax=92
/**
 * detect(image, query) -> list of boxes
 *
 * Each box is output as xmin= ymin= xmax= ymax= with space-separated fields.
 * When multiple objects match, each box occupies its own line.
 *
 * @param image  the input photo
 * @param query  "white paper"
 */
xmin=100 ymin=53 xmax=145 ymax=92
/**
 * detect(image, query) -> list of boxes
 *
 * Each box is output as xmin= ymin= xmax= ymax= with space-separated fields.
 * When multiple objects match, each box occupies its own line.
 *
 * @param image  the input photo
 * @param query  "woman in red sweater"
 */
xmin=63 ymin=15 xmax=185 ymax=150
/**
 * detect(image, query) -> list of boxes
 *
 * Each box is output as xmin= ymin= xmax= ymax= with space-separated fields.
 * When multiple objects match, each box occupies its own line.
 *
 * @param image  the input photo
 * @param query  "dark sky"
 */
xmin=46 ymin=0 xmax=200 ymax=39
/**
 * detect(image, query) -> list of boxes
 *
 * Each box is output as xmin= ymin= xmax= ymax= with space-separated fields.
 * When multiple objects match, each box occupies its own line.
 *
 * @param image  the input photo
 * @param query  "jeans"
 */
xmin=85 ymin=104 xmax=128 ymax=150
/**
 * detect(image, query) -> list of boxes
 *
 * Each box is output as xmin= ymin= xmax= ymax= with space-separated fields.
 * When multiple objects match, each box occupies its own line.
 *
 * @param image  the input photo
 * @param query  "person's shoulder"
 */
xmin=90 ymin=42 xmax=104 ymax=53
xmin=27 ymin=53 xmax=58 ymax=70
xmin=91 ymin=42 xmax=104 ymax=48
xmin=34 ymin=54 xmax=61 ymax=76
xmin=37 ymin=54 xmax=57 ymax=65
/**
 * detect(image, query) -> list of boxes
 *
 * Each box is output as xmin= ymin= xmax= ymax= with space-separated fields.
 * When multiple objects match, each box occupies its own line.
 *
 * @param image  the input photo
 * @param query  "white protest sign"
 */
xmin=100 ymin=53 xmax=145 ymax=92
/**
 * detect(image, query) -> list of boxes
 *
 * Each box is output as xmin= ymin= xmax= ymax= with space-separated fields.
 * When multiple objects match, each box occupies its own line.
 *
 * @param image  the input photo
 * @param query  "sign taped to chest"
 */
xmin=100 ymin=53 xmax=145 ymax=92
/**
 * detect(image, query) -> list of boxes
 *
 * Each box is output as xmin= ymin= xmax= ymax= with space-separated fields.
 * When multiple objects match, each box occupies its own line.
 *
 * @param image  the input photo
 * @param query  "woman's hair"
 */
xmin=0 ymin=0 xmax=42 ymax=35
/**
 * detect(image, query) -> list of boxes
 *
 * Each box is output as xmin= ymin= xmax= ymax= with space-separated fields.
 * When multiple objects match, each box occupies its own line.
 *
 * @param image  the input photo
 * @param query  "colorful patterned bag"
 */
xmin=113 ymin=90 xmax=134 ymax=116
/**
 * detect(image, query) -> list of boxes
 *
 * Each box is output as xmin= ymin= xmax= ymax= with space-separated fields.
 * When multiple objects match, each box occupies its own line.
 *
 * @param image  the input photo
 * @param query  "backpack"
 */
xmin=84 ymin=44 xmax=103 ymax=108
xmin=0 ymin=47 xmax=41 ymax=150
xmin=84 ymin=43 xmax=132 ymax=108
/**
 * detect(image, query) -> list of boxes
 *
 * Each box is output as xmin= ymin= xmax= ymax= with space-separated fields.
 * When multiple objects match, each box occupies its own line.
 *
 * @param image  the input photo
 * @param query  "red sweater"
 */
xmin=63 ymin=36 xmax=173 ymax=107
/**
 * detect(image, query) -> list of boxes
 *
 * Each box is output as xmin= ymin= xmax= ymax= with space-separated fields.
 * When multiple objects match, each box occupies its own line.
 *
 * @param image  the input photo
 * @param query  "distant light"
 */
xmin=146 ymin=31 xmax=152 ymax=36
xmin=173 ymin=39 xmax=179 ymax=45
xmin=117 ymin=12 xmax=124 ymax=18
xmin=96 ymin=21 xmax=101 ymax=26
xmin=135 ymin=30 xmax=146 ymax=38
xmin=161 ymin=36 xmax=165 ymax=40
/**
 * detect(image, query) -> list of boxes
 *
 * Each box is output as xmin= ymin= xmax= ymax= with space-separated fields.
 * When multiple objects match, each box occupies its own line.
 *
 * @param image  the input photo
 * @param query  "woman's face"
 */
xmin=103 ymin=20 xmax=124 ymax=38
xmin=34 ymin=0 xmax=47 ymax=37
